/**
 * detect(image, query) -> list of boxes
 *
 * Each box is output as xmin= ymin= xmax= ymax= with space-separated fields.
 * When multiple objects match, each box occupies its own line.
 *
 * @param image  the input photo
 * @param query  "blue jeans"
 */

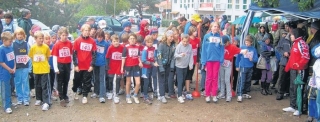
xmin=1 ymin=80 xmax=11 ymax=110
xmin=317 ymin=89 xmax=320 ymax=121
xmin=93 ymin=66 xmax=106 ymax=98
xmin=152 ymin=66 xmax=158 ymax=93
xmin=176 ymin=67 xmax=187 ymax=97
xmin=158 ymin=65 xmax=170 ymax=96
xmin=201 ymin=69 xmax=206 ymax=91
xmin=236 ymin=67 xmax=253 ymax=96
xmin=143 ymin=68 xmax=152 ymax=98
xmin=14 ymin=68 xmax=30 ymax=103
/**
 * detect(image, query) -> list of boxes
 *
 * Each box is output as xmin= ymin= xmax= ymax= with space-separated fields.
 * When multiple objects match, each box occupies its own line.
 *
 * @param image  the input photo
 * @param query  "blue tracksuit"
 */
xmin=200 ymin=32 xmax=224 ymax=65
xmin=94 ymin=39 xmax=110 ymax=97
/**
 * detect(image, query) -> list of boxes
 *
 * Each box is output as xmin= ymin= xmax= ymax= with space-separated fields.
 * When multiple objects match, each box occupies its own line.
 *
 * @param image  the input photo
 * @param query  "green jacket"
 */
xmin=17 ymin=17 xmax=32 ymax=37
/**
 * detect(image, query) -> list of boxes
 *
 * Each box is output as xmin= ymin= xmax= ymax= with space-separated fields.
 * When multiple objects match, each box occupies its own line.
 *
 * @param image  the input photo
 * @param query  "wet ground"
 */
xmin=0 ymin=70 xmax=309 ymax=122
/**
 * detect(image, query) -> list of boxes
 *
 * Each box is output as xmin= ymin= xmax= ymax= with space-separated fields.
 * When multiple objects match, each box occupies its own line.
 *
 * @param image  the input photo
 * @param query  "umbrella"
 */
xmin=294 ymin=73 xmax=304 ymax=115
xmin=232 ymin=16 xmax=261 ymax=24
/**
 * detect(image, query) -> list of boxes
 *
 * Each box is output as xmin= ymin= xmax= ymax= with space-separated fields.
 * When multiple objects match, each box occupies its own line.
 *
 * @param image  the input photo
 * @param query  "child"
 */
xmin=174 ymin=34 xmax=193 ymax=103
xmin=258 ymin=36 xmax=275 ymax=95
xmin=185 ymin=26 xmax=200 ymax=100
xmin=72 ymin=24 xmax=97 ymax=104
xmin=0 ymin=32 xmax=15 ymax=114
xmin=89 ymin=24 xmax=98 ymax=38
xmin=27 ymin=25 xmax=41 ymax=46
xmin=150 ymin=28 xmax=159 ymax=98
xmin=173 ymin=28 xmax=181 ymax=45
xmin=121 ymin=33 xmax=143 ymax=104
xmin=218 ymin=35 xmax=244 ymax=102
xmin=157 ymin=30 xmax=176 ymax=103
xmin=141 ymin=35 xmax=158 ymax=104
xmin=106 ymin=35 xmax=123 ymax=104
xmin=28 ymin=31 xmax=51 ymax=111
xmin=51 ymin=27 xmax=73 ymax=107
xmin=235 ymin=35 xmax=258 ymax=102
xmin=118 ymin=32 xmax=130 ymax=95
xmin=92 ymin=29 xmax=109 ymax=103
xmin=13 ymin=28 xmax=31 ymax=106
xmin=201 ymin=22 xmax=225 ymax=103
xmin=104 ymin=31 xmax=111 ymax=44
xmin=121 ymin=32 xmax=130 ymax=46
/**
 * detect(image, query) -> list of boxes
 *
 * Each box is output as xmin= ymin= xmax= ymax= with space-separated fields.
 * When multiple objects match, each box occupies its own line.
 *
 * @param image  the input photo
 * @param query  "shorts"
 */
xmin=186 ymin=65 xmax=195 ymax=80
xmin=124 ymin=66 xmax=140 ymax=77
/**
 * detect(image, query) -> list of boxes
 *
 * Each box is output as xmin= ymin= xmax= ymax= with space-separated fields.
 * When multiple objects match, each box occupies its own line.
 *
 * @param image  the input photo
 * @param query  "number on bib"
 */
xmin=16 ymin=55 xmax=29 ymax=64
xmin=192 ymin=49 xmax=197 ymax=56
xmin=147 ymin=51 xmax=154 ymax=59
xmin=59 ymin=48 xmax=71 ymax=57
xmin=33 ymin=54 xmax=45 ymax=62
xmin=6 ymin=52 xmax=15 ymax=61
xmin=97 ymin=46 xmax=105 ymax=53
xmin=80 ymin=42 xmax=92 ymax=51
xmin=128 ymin=48 xmax=138 ymax=57
xmin=111 ymin=52 xmax=122 ymax=60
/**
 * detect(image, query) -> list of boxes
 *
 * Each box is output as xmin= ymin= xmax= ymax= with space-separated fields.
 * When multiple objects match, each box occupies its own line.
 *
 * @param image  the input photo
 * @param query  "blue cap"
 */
xmin=221 ymin=35 xmax=230 ymax=44
xmin=149 ymin=28 xmax=158 ymax=35
xmin=122 ymin=21 xmax=132 ymax=28
xmin=210 ymin=15 xmax=214 ymax=19
xmin=233 ymin=36 xmax=240 ymax=43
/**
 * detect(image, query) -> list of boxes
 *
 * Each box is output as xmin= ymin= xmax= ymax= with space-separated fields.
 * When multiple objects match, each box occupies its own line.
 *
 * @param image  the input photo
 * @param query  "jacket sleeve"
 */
xmin=298 ymin=41 xmax=310 ymax=67
xmin=174 ymin=45 xmax=183 ymax=58
xmin=189 ymin=47 xmax=194 ymax=69
xmin=73 ymin=50 xmax=78 ymax=66
xmin=157 ymin=44 xmax=165 ymax=72
xmin=276 ymin=39 xmax=285 ymax=55
xmin=18 ymin=19 xmax=27 ymax=32
xmin=200 ymin=35 xmax=208 ymax=65
xmin=311 ymin=44 xmax=320 ymax=59
xmin=252 ymin=48 xmax=259 ymax=63
xmin=235 ymin=54 xmax=241 ymax=68
xmin=220 ymin=45 xmax=225 ymax=64
xmin=141 ymin=49 xmax=150 ymax=65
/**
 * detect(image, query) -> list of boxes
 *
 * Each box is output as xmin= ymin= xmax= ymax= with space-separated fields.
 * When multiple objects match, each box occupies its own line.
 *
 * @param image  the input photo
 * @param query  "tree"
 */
xmin=129 ymin=0 xmax=159 ymax=16
xmin=254 ymin=0 xmax=315 ymax=11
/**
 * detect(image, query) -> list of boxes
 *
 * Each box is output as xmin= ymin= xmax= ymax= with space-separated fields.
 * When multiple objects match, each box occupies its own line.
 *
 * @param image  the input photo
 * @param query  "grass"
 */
xmin=71 ymin=32 xmax=78 ymax=39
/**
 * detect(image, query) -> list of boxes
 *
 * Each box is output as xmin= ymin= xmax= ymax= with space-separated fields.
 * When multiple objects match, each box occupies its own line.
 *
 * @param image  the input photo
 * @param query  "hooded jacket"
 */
xmin=137 ymin=20 xmax=149 ymax=39
xmin=235 ymin=45 xmax=259 ymax=68
xmin=201 ymin=32 xmax=224 ymax=65
xmin=276 ymin=36 xmax=291 ymax=66
xmin=220 ymin=15 xmax=227 ymax=30
xmin=308 ymin=30 xmax=320 ymax=73
xmin=285 ymin=37 xmax=310 ymax=72
xmin=157 ymin=42 xmax=176 ymax=72
xmin=18 ymin=17 xmax=32 ymax=37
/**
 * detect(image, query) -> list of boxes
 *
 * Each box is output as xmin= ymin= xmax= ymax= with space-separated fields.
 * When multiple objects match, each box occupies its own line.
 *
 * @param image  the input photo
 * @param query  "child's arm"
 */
xmin=121 ymin=47 xmax=127 ymax=73
xmin=156 ymin=44 xmax=165 ymax=73
xmin=141 ymin=49 xmax=149 ymax=64
xmin=189 ymin=47 xmax=194 ymax=70
xmin=174 ymin=45 xmax=184 ymax=58
xmin=0 ymin=63 xmax=14 ymax=73
xmin=200 ymin=35 xmax=208 ymax=67
xmin=252 ymin=48 xmax=259 ymax=63
xmin=52 ymin=46 xmax=59 ymax=73
xmin=219 ymin=45 xmax=225 ymax=64
xmin=153 ymin=49 xmax=159 ymax=67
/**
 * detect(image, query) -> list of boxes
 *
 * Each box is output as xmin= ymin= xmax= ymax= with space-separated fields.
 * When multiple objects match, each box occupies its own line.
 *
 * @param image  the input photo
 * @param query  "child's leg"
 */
xmin=1 ymin=80 xmax=11 ymax=110
xmin=316 ymin=89 xmax=320 ymax=120
xmin=201 ymin=68 xmax=206 ymax=91
xmin=99 ymin=66 xmax=106 ymax=98
xmin=29 ymin=71 xmax=35 ymax=90
xmin=14 ymin=69 xmax=23 ymax=102
xmin=260 ymin=70 xmax=267 ymax=82
xmin=125 ymin=76 xmax=131 ymax=97
xmin=205 ymin=62 xmax=214 ymax=97
xmin=63 ymin=64 xmax=71 ymax=100
xmin=211 ymin=62 xmax=220 ymax=97
xmin=143 ymin=68 xmax=150 ymax=98
xmin=133 ymin=66 xmax=141 ymax=95
xmin=218 ymin=66 xmax=226 ymax=97
xmin=176 ymin=67 xmax=187 ymax=97
xmin=266 ymin=70 xmax=273 ymax=83
xmin=115 ymin=75 xmax=121 ymax=95
xmin=237 ymin=68 xmax=247 ymax=96
xmin=41 ymin=74 xmax=51 ymax=104
xmin=243 ymin=68 xmax=253 ymax=95
xmin=152 ymin=66 xmax=158 ymax=94
xmin=93 ymin=66 xmax=100 ymax=95
xmin=10 ymin=74 xmax=14 ymax=95
xmin=21 ymin=68 xmax=30 ymax=103
xmin=224 ymin=65 xmax=232 ymax=98
xmin=167 ymin=67 xmax=175 ymax=96
xmin=72 ymin=71 xmax=80 ymax=93
xmin=159 ymin=65 xmax=169 ymax=97
xmin=185 ymin=65 xmax=195 ymax=93
xmin=49 ymin=69 xmax=55 ymax=94
xmin=34 ymin=74 xmax=42 ymax=101
xmin=82 ymin=71 xmax=93 ymax=97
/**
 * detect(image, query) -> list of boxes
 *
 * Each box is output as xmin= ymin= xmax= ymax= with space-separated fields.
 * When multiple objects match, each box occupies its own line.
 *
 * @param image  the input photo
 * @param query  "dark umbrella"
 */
xmin=294 ymin=73 xmax=304 ymax=114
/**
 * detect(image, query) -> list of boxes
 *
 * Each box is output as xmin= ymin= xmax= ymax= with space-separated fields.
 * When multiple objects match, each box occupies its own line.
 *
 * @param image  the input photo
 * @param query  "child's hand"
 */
xmin=121 ymin=68 xmax=124 ymax=74
xmin=181 ymin=53 xmax=186 ymax=57
xmin=189 ymin=67 xmax=193 ymax=70
xmin=284 ymin=52 xmax=289 ymax=57
xmin=236 ymin=68 xmax=239 ymax=71
xmin=88 ymin=66 xmax=93 ymax=72
xmin=55 ymin=71 xmax=60 ymax=74
xmin=74 ymin=66 xmax=80 ymax=72
xmin=139 ymin=62 xmax=143 ymax=68
xmin=154 ymin=62 xmax=159 ymax=67
xmin=9 ymin=68 xmax=14 ymax=74
xmin=249 ymin=57 xmax=253 ymax=61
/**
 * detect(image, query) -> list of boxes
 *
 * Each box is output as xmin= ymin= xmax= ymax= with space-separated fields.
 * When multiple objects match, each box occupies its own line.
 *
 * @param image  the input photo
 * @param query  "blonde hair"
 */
xmin=111 ymin=34 xmax=119 ymax=42
xmin=188 ymin=26 xmax=197 ymax=36
xmin=245 ymin=35 xmax=253 ymax=43
xmin=1 ymin=32 xmax=13 ymax=41
xmin=34 ymin=31 xmax=44 ymax=39
xmin=121 ymin=32 xmax=130 ymax=43
xmin=13 ymin=28 xmax=26 ymax=40
xmin=58 ymin=27 xmax=69 ymax=37
xmin=144 ymin=35 xmax=153 ymax=43
xmin=81 ymin=24 xmax=91 ymax=31
xmin=43 ymin=32 xmax=50 ymax=39
xmin=181 ymin=33 xmax=189 ymax=40
xmin=210 ymin=22 xmax=220 ymax=30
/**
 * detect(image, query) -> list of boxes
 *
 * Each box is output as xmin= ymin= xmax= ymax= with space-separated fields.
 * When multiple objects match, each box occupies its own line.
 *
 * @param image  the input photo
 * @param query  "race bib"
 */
xmin=244 ymin=51 xmax=253 ymax=59
xmin=111 ymin=52 xmax=122 ymax=60
xmin=128 ymin=48 xmax=139 ymax=57
xmin=33 ymin=54 xmax=45 ymax=62
xmin=59 ymin=48 xmax=71 ymax=57
xmin=209 ymin=37 xmax=221 ymax=43
xmin=222 ymin=60 xmax=231 ymax=67
xmin=97 ymin=46 xmax=105 ymax=54
xmin=80 ymin=42 xmax=92 ymax=51
xmin=148 ymin=51 xmax=154 ymax=59
xmin=192 ymin=49 xmax=197 ymax=56
xmin=6 ymin=52 xmax=15 ymax=61
xmin=153 ymin=44 xmax=158 ymax=50
xmin=16 ymin=55 xmax=29 ymax=64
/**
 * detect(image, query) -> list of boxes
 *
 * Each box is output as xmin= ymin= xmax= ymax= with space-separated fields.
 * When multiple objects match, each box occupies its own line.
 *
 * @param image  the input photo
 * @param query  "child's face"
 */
xmin=128 ymin=36 xmax=136 ymax=45
xmin=16 ymin=33 xmax=25 ymax=40
xmin=192 ymin=31 xmax=197 ymax=37
xmin=152 ymin=33 xmax=158 ymax=40
xmin=146 ymin=40 xmax=153 ymax=47
xmin=35 ymin=36 xmax=44 ymax=46
xmin=245 ymin=40 xmax=252 ymax=47
xmin=82 ymin=28 xmax=90 ymax=37
xmin=181 ymin=38 xmax=189 ymax=46
xmin=225 ymin=41 xmax=230 ymax=46
xmin=44 ymin=36 xmax=50 ymax=45
xmin=105 ymin=34 xmax=110 ymax=40
xmin=233 ymin=41 xmax=238 ymax=45
xmin=282 ymin=33 xmax=287 ymax=37
xmin=173 ymin=32 xmax=179 ymax=40
xmin=124 ymin=26 xmax=131 ymax=32
xmin=290 ymin=34 xmax=295 ymax=42
xmin=50 ymin=36 xmax=57 ymax=43
xmin=97 ymin=36 xmax=103 ymax=42
xmin=60 ymin=33 xmax=68 ymax=42
xmin=3 ymin=39 xmax=13 ymax=47
xmin=265 ymin=38 xmax=270 ymax=44
xmin=211 ymin=23 xmax=220 ymax=33
xmin=144 ymin=24 xmax=149 ymax=31
xmin=90 ymin=28 xmax=96 ymax=37
xmin=167 ymin=35 xmax=174 ymax=43
xmin=112 ymin=39 xmax=120 ymax=47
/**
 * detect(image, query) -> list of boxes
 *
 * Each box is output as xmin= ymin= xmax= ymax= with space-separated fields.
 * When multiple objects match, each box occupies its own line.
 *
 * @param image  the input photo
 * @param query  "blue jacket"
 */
xmin=235 ymin=45 xmax=258 ymax=68
xmin=49 ymin=44 xmax=54 ymax=69
xmin=183 ymin=22 xmax=192 ymax=34
xmin=95 ymin=39 xmax=110 ymax=66
xmin=200 ymin=32 xmax=224 ymax=65
xmin=311 ymin=43 xmax=320 ymax=59
xmin=118 ymin=30 xmax=131 ymax=43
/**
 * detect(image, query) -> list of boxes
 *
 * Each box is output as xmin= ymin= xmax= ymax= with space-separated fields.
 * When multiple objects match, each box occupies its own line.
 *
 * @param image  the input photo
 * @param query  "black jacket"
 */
xmin=308 ymin=30 xmax=320 ymax=73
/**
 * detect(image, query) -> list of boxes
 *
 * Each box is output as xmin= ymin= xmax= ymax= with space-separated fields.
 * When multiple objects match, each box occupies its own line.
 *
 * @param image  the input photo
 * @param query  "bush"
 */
xmin=161 ymin=20 xmax=179 ymax=27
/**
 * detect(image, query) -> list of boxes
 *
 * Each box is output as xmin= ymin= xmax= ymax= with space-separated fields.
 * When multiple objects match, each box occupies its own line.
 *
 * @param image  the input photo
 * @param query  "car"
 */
xmin=118 ymin=16 xmax=135 ymax=24
xmin=135 ymin=14 xmax=152 ymax=24
xmin=77 ymin=16 xmax=123 ymax=34
xmin=1 ymin=19 xmax=74 ymax=42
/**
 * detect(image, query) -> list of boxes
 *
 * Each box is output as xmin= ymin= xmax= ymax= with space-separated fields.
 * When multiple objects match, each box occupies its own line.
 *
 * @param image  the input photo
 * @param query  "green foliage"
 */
xmin=161 ymin=20 xmax=179 ymax=27
xmin=255 ymin=0 xmax=279 ymax=8
xmin=255 ymin=0 xmax=315 ymax=11
xmin=291 ymin=0 xmax=315 ymax=11
xmin=129 ymin=0 xmax=159 ymax=16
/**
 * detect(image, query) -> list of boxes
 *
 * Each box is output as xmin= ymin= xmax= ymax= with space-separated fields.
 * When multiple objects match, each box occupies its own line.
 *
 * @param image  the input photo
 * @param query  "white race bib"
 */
xmin=153 ymin=44 xmax=158 ymax=50
xmin=80 ymin=42 xmax=92 ymax=51
xmin=33 ymin=54 xmax=45 ymax=62
xmin=59 ymin=48 xmax=71 ymax=57
xmin=209 ymin=37 xmax=221 ymax=43
xmin=128 ymin=48 xmax=139 ymax=57
xmin=192 ymin=49 xmax=197 ymax=56
xmin=244 ymin=51 xmax=253 ymax=59
xmin=6 ymin=52 xmax=15 ymax=61
xmin=222 ymin=60 xmax=231 ymax=67
xmin=97 ymin=46 xmax=105 ymax=54
xmin=148 ymin=51 xmax=154 ymax=59
xmin=16 ymin=55 xmax=29 ymax=64
xmin=111 ymin=52 xmax=122 ymax=60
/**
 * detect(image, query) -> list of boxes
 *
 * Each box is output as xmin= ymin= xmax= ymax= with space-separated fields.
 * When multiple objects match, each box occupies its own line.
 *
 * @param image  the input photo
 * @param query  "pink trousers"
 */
xmin=205 ymin=61 xmax=220 ymax=97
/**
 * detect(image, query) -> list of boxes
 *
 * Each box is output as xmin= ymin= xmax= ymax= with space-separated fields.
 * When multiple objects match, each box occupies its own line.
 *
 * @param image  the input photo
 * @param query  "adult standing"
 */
xmin=183 ymin=14 xmax=201 ymax=34
xmin=18 ymin=9 xmax=32 ymax=42
xmin=220 ymin=15 xmax=228 ymax=31
xmin=152 ymin=15 xmax=156 ymax=27
xmin=118 ymin=21 xmax=132 ymax=43
xmin=0 ymin=9 xmax=3 ymax=40
xmin=308 ymin=21 xmax=320 ymax=76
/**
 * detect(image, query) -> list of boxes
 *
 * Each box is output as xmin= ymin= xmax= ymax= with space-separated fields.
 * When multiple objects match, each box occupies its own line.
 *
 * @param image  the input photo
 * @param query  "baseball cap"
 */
xmin=191 ymin=14 xmax=202 ymax=23
xmin=98 ymin=20 xmax=107 ymax=29
xmin=149 ymin=28 xmax=158 ymax=35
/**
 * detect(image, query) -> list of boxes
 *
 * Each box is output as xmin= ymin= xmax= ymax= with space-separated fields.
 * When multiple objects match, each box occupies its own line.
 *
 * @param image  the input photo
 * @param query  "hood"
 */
xmin=138 ymin=20 xmax=149 ymax=39
xmin=202 ymin=17 xmax=210 ymax=26
xmin=222 ymin=15 xmax=227 ymax=20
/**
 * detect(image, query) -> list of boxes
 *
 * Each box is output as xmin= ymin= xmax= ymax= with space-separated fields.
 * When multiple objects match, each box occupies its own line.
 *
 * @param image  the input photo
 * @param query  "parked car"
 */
xmin=77 ymin=16 xmax=123 ymax=34
xmin=118 ymin=16 xmax=135 ymax=24
xmin=135 ymin=14 xmax=152 ymax=24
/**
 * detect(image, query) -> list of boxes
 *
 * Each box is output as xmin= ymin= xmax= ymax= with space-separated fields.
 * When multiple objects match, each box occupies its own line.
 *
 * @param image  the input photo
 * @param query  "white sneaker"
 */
xmin=74 ymin=93 xmax=79 ymax=100
xmin=217 ymin=94 xmax=225 ymax=99
xmin=282 ymin=107 xmax=296 ymax=112
xmin=30 ymin=89 xmax=35 ymax=97
xmin=107 ymin=93 xmax=113 ymax=100
xmin=114 ymin=96 xmax=120 ymax=104
xmin=212 ymin=96 xmax=218 ymax=103
xmin=237 ymin=96 xmax=242 ymax=102
xmin=226 ymin=97 xmax=231 ymax=102
xmin=82 ymin=97 xmax=88 ymax=104
xmin=99 ymin=97 xmax=106 ymax=103
xmin=90 ymin=93 xmax=97 ymax=98
xmin=165 ymin=94 xmax=170 ymax=99
xmin=178 ymin=96 xmax=185 ymax=103
xmin=126 ymin=98 xmax=132 ymax=104
xmin=17 ymin=101 xmax=23 ymax=105
xmin=242 ymin=94 xmax=252 ymax=99
xmin=42 ymin=103 xmax=49 ymax=111
xmin=35 ymin=100 xmax=41 ymax=106
xmin=5 ymin=108 xmax=12 ymax=114
xmin=118 ymin=89 xmax=125 ymax=95
xmin=132 ymin=96 xmax=140 ymax=104
xmin=141 ymin=74 xmax=147 ymax=78
xmin=205 ymin=96 xmax=210 ymax=103
xmin=159 ymin=96 xmax=167 ymax=104
xmin=51 ymin=95 xmax=58 ymax=101
xmin=293 ymin=110 xmax=300 ymax=116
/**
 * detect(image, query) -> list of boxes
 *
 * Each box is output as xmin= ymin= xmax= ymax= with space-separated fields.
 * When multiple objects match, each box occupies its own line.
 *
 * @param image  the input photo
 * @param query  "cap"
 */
xmin=86 ymin=17 xmax=95 ymax=22
xmin=221 ymin=35 xmax=230 ymax=44
xmin=149 ymin=28 xmax=158 ymax=35
xmin=311 ymin=21 xmax=320 ymax=30
xmin=122 ymin=21 xmax=132 ymax=28
xmin=49 ymin=31 xmax=56 ymax=37
xmin=98 ymin=20 xmax=107 ymax=29
xmin=31 ymin=25 xmax=41 ymax=34
xmin=90 ymin=24 xmax=98 ymax=30
xmin=191 ymin=14 xmax=202 ymax=22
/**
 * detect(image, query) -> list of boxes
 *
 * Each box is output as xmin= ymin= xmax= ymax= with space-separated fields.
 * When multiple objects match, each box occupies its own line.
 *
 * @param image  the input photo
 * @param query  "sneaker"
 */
xmin=42 ymin=103 xmax=49 ymax=111
xmin=181 ymin=95 xmax=186 ymax=100
xmin=119 ymin=89 xmax=125 ymax=95
xmin=24 ymin=102 xmax=30 ymax=106
xmin=126 ymin=98 xmax=132 ymax=104
xmin=201 ymin=91 xmax=206 ymax=96
xmin=141 ymin=74 xmax=147 ymax=78
xmin=51 ymin=95 xmax=58 ymax=101
xmin=293 ymin=110 xmax=300 ymax=116
xmin=90 ymin=93 xmax=98 ymax=98
xmin=60 ymin=100 xmax=66 ymax=107
xmin=226 ymin=97 xmax=231 ymax=102
xmin=17 ymin=101 xmax=23 ymax=105
xmin=217 ymin=94 xmax=225 ymax=99
xmin=165 ymin=94 xmax=170 ymax=99
xmin=185 ymin=94 xmax=193 ymax=100
xmin=212 ymin=96 xmax=218 ymax=103
xmin=205 ymin=96 xmax=210 ymax=103
xmin=107 ymin=93 xmax=113 ymax=100
xmin=159 ymin=96 xmax=167 ymax=104
xmin=144 ymin=98 xmax=152 ymax=105
xmin=82 ymin=97 xmax=88 ymax=104
xmin=132 ymin=96 xmax=140 ymax=104
xmin=237 ymin=96 xmax=242 ymax=102
xmin=178 ymin=96 xmax=185 ymax=103
xmin=113 ymin=96 xmax=120 ymax=104
xmin=5 ymin=108 xmax=12 ymax=114
xmin=35 ymin=100 xmax=41 ymax=106
xmin=74 ymin=93 xmax=79 ymax=100
xmin=77 ymin=88 xmax=82 ymax=95
xmin=30 ymin=89 xmax=36 ymax=97
xmin=153 ymin=92 xmax=158 ymax=98
xmin=242 ymin=94 xmax=252 ymax=99
xmin=139 ymin=93 xmax=144 ymax=98
xmin=282 ymin=107 xmax=296 ymax=112
xmin=99 ymin=97 xmax=106 ymax=103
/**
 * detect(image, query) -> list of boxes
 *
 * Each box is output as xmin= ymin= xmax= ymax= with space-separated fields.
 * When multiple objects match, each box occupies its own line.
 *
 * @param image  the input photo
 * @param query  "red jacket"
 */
xmin=285 ymin=37 xmax=310 ymax=72
xmin=224 ymin=44 xmax=241 ymax=61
